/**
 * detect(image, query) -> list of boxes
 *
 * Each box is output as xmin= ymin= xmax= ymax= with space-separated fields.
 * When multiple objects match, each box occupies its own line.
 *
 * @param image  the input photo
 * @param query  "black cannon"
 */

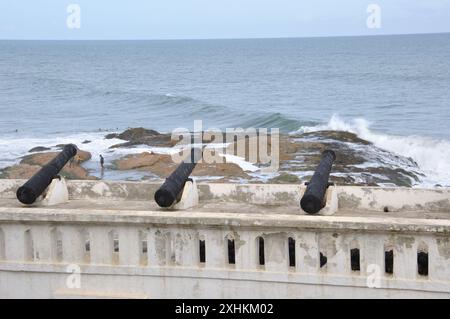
xmin=154 ymin=148 xmax=203 ymax=208
xmin=300 ymin=150 xmax=336 ymax=214
xmin=16 ymin=144 xmax=78 ymax=205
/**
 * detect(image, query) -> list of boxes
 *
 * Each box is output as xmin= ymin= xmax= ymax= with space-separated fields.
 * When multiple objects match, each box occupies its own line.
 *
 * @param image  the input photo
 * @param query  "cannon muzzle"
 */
xmin=16 ymin=144 xmax=78 ymax=205
xmin=300 ymin=150 xmax=336 ymax=214
xmin=154 ymin=148 xmax=203 ymax=208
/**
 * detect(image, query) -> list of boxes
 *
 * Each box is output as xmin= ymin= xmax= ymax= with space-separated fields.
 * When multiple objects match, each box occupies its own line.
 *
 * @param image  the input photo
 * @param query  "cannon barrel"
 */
xmin=16 ymin=144 xmax=78 ymax=205
xmin=300 ymin=150 xmax=336 ymax=214
xmin=154 ymin=148 xmax=203 ymax=208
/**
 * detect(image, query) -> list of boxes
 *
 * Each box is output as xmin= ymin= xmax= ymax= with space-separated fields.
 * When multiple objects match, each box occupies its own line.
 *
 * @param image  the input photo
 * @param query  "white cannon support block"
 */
xmin=0 ymin=179 xmax=449 ymax=299
xmin=19 ymin=177 xmax=70 ymax=207
xmin=172 ymin=179 xmax=199 ymax=210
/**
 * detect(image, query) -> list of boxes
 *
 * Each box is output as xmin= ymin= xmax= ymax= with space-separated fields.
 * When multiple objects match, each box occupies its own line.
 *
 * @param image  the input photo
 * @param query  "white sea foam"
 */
xmin=0 ymin=132 xmax=125 ymax=171
xmin=0 ymin=133 xmax=259 ymax=179
xmin=3 ymin=119 xmax=449 ymax=187
xmin=218 ymin=154 xmax=260 ymax=172
xmin=296 ymin=115 xmax=450 ymax=187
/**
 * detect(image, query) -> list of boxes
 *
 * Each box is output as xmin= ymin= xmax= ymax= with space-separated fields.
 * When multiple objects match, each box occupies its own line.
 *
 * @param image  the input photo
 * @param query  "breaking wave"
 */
xmin=237 ymin=112 xmax=312 ymax=133
xmin=295 ymin=114 xmax=450 ymax=187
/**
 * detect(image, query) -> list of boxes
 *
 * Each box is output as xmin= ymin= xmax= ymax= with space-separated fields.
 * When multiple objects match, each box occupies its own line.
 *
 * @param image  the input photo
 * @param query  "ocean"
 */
xmin=1 ymin=33 xmax=449 ymax=186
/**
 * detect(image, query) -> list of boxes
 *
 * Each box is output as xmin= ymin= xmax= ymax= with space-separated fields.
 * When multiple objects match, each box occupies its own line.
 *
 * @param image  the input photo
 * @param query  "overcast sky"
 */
xmin=0 ymin=0 xmax=449 ymax=40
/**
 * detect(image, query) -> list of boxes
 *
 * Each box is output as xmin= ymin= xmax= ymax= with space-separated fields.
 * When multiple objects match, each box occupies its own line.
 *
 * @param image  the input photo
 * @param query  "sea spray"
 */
xmin=295 ymin=115 xmax=450 ymax=187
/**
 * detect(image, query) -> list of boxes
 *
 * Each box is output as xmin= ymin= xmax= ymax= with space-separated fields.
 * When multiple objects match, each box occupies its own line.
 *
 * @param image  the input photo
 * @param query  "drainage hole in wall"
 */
xmin=320 ymin=252 xmax=327 ymax=268
xmin=258 ymin=237 xmax=265 ymax=266
xmin=288 ymin=237 xmax=296 ymax=268
xmin=350 ymin=248 xmax=361 ymax=271
xmin=228 ymin=239 xmax=235 ymax=265
xmin=385 ymin=250 xmax=394 ymax=274
xmin=417 ymin=251 xmax=429 ymax=277
xmin=199 ymin=240 xmax=206 ymax=263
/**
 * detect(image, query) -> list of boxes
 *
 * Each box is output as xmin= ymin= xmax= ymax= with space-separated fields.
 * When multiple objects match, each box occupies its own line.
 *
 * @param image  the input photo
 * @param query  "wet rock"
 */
xmin=0 ymin=164 xmax=42 ymax=180
xmin=108 ymin=128 xmax=176 ymax=148
xmin=193 ymin=162 xmax=250 ymax=179
xmin=76 ymin=150 xmax=92 ymax=162
xmin=220 ymin=133 xmax=301 ymax=164
xmin=113 ymin=152 xmax=250 ymax=179
xmin=28 ymin=146 xmax=51 ymax=153
xmin=0 ymin=149 xmax=97 ymax=180
xmin=61 ymin=165 xmax=96 ymax=180
xmin=75 ymin=126 xmax=424 ymax=187
xmin=105 ymin=133 xmax=117 ymax=139
xmin=113 ymin=152 xmax=169 ymax=171
xmin=21 ymin=150 xmax=91 ymax=166
xmin=296 ymin=130 xmax=372 ymax=145
xmin=116 ymin=127 xmax=160 ymax=140
xmin=268 ymin=173 xmax=301 ymax=184
xmin=1 ymin=162 xmax=95 ymax=180
xmin=278 ymin=130 xmax=421 ymax=187
xmin=298 ymin=173 xmax=362 ymax=186
xmin=107 ymin=127 xmax=424 ymax=186
xmin=279 ymin=136 xmax=303 ymax=161
xmin=82 ymin=140 xmax=91 ymax=144
xmin=113 ymin=152 xmax=180 ymax=177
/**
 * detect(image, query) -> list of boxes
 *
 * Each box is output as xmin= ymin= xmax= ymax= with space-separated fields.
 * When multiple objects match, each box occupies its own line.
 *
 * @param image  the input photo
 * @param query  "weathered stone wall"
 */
xmin=0 ymin=180 xmax=448 ymax=298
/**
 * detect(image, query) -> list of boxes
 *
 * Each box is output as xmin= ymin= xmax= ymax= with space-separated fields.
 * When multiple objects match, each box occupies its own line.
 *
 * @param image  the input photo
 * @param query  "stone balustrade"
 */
xmin=0 ymin=180 xmax=448 ymax=298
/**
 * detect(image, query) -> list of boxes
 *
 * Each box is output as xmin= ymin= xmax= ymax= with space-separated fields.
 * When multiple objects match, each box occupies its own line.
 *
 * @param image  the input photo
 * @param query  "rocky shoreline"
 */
xmin=0 ymin=127 xmax=423 ymax=187
xmin=0 ymin=148 xmax=94 ymax=180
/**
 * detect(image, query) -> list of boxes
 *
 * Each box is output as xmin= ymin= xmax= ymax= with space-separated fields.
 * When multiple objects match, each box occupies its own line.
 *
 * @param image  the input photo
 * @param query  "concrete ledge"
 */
xmin=0 ymin=206 xmax=449 ymax=234
xmin=1 ymin=179 xmax=450 ymax=213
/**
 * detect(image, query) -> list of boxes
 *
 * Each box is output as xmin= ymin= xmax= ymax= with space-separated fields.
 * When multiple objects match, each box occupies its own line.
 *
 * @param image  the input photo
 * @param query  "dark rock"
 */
xmin=28 ymin=146 xmax=51 ymax=153
xmin=268 ymin=173 xmax=301 ymax=184
xmin=297 ymin=130 xmax=372 ymax=145
xmin=279 ymin=130 xmax=421 ymax=187
xmin=113 ymin=151 xmax=249 ymax=179
xmin=116 ymin=127 xmax=160 ymax=141
xmin=2 ymin=149 xmax=96 ymax=180
xmin=21 ymin=150 xmax=92 ymax=166
xmin=108 ymin=127 xmax=175 ymax=149
xmin=105 ymin=133 xmax=118 ymax=139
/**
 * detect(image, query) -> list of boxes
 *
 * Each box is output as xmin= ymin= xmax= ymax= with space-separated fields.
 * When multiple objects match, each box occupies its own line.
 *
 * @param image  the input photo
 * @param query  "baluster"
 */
xmin=393 ymin=235 xmax=417 ymax=280
xmin=296 ymin=231 xmax=319 ymax=274
xmin=265 ymin=233 xmax=288 ymax=272
xmin=90 ymin=226 xmax=113 ymax=265
xmin=118 ymin=227 xmax=140 ymax=266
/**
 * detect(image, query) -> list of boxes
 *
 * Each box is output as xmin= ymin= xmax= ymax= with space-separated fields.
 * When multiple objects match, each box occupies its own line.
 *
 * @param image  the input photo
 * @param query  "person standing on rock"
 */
xmin=100 ymin=154 xmax=105 ymax=179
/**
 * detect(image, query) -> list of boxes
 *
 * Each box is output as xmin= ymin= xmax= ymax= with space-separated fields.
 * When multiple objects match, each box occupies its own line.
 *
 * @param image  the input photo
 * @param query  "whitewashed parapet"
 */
xmin=3 ymin=180 xmax=450 ymax=211
xmin=0 ymin=180 xmax=449 ymax=298
xmin=0 ymin=210 xmax=448 ymax=295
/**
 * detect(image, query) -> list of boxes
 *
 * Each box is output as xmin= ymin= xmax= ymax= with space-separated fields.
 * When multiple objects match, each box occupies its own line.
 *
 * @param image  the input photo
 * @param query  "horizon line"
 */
xmin=1 ymin=31 xmax=449 ymax=41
